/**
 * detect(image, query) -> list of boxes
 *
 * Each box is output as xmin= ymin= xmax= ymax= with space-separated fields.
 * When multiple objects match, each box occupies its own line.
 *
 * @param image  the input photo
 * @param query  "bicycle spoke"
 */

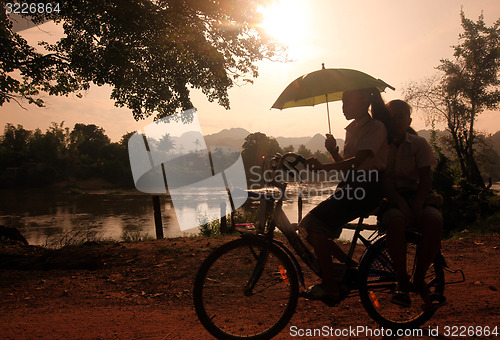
xmin=194 ymin=238 xmax=299 ymax=339
xmin=359 ymin=233 xmax=445 ymax=329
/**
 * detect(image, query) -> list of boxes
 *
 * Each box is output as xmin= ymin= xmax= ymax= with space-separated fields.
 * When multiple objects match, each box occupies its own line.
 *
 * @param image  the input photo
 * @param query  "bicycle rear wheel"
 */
xmin=358 ymin=232 xmax=445 ymax=329
xmin=193 ymin=237 xmax=299 ymax=340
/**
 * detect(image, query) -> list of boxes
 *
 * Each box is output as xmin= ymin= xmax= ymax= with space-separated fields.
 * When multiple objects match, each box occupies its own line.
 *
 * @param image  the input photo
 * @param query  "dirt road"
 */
xmin=1 ymin=234 xmax=498 ymax=339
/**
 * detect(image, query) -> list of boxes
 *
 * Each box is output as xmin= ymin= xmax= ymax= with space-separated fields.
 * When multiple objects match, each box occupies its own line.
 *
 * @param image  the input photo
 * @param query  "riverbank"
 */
xmin=1 ymin=233 xmax=498 ymax=339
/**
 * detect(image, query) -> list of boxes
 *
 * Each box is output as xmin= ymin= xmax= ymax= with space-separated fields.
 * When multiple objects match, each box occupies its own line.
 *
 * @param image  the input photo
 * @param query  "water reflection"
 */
xmin=0 ymin=186 xmax=377 ymax=246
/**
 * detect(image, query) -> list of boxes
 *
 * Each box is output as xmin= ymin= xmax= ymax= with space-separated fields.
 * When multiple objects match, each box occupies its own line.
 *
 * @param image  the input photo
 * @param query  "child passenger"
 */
xmin=381 ymin=99 xmax=446 ymax=311
xmin=298 ymin=88 xmax=390 ymax=305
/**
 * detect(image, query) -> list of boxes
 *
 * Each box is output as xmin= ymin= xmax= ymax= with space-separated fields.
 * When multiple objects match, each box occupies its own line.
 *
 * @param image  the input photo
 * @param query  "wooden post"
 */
xmin=257 ymin=197 xmax=266 ymax=234
xmin=220 ymin=202 xmax=227 ymax=234
xmin=229 ymin=210 xmax=235 ymax=233
xmin=298 ymin=196 xmax=303 ymax=222
xmin=152 ymin=196 xmax=164 ymax=239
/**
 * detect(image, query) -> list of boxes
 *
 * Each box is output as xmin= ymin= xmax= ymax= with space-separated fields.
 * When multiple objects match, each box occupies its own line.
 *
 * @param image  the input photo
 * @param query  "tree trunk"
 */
xmin=464 ymin=148 xmax=485 ymax=188
xmin=448 ymin=124 xmax=467 ymax=178
xmin=465 ymin=103 xmax=485 ymax=188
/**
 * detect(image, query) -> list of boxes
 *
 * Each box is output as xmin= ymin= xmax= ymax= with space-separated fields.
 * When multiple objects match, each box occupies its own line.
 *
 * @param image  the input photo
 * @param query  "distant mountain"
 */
xmin=202 ymin=127 xmax=500 ymax=156
xmin=203 ymin=128 xmax=338 ymax=152
xmin=276 ymin=134 xmax=344 ymax=152
xmin=416 ymin=129 xmax=432 ymax=141
xmin=170 ymin=131 xmax=205 ymax=153
xmin=275 ymin=136 xmax=313 ymax=150
xmin=306 ymin=133 xmax=345 ymax=152
xmin=416 ymin=129 xmax=449 ymax=143
xmin=204 ymin=128 xmax=251 ymax=150
xmin=489 ymin=131 xmax=500 ymax=155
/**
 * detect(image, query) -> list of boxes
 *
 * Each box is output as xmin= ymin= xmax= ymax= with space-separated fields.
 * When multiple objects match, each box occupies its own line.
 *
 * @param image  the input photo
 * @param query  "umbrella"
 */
xmin=271 ymin=64 xmax=395 ymax=133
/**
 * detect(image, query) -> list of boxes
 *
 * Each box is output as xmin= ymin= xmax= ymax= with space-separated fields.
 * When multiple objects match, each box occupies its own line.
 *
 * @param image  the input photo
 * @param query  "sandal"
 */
xmin=414 ymin=282 xmax=447 ymax=312
xmin=421 ymin=293 xmax=447 ymax=312
xmin=300 ymin=284 xmax=341 ymax=307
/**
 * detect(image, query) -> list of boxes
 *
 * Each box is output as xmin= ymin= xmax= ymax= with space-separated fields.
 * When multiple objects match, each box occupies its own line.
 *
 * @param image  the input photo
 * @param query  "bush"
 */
xmin=198 ymin=214 xmax=222 ymax=237
xmin=432 ymin=153 xmax=499 ymax=236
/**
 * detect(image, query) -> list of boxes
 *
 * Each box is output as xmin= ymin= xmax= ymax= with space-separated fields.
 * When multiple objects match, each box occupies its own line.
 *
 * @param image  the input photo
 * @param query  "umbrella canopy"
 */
xmin=272 ymin=66 xmax=394 ymax=110
xmin=271 ymin=65 xmax=395 ymax=133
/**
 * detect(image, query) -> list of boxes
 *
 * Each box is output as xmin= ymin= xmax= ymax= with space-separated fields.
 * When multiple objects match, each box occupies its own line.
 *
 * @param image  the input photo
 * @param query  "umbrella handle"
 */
xmin=325 ymin=94 xmax=331 ymax=134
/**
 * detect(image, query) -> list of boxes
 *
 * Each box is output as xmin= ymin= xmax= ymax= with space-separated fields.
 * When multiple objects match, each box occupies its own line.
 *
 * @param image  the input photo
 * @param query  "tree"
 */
xmin=1 ymin=0 xmax=279 ymax=119
xmin=313 ymin=150 xmax=331 ymax=163
xmin=69 ymin=123 xmax=110 ymax=161
xmin=241 ymin=132 xmax=281 ymax=184
xmin=405 ymin=11 xmax=500 ymax=188
xmin=0 ymin=123 xmax=32 ymax=166
xmin=0 ymin=8 xmax=83 ymax=108
xmin=28 ymin=122 xmax=70 ymax=164
xmin=297 ymin=144 xmax=312 ymax=158
xmin=119 ymin=131 xmax=136 ymax=148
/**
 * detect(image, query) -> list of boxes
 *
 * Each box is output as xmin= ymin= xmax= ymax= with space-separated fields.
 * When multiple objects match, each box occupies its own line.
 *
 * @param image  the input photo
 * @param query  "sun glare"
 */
xmin=258 ymin=0 xmax=308 ymax=55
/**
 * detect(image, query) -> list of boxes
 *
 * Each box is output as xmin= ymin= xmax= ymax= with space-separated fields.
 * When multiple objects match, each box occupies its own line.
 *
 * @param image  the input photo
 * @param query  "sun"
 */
xmin=258 ymin=0 xmax=307 ymax=51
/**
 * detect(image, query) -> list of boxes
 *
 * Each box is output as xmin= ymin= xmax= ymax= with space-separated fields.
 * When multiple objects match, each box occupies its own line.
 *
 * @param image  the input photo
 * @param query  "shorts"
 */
xmin=380 ymin=205 xmax=442 ymax=227
xmin=378 ymin=190 xmax=443 ymax=227
xmin=306 ymin=175 xmax=384 ymax=235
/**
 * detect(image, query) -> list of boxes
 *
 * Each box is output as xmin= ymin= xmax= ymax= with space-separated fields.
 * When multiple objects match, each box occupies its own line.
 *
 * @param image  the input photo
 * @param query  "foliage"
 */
xmin=0 ymin=123 xmax=32 ymax=165
xmin=431 ymin=148 xmax=499 ymax=235
xmin=312 ymin=149 xmax=331 ymax=163
xmin=198 ymin=212 xmax=222 ymax=237
xmin=0 ymin=7 xmax=83 ymax=108
xmin=405 ymin=11 xmax=500 ymax=188
xmin=297 ymin=144 xmax=312 ymax=158
xmin=474 ymin=133 xmax=500 ymax=181
xmin=0 ymin=122 xmax=134 ymax=188
xmin=1 ymin=0 xmax=280 ymax=119
xmin=198 ymin=208 xmax=258 ymax=237
xmin=241 ymin=132 xmax=281 ymax=184
xmin=232 ymin=208 xmax=260 ymax=227
xmin=70 ymin=124 xmax=110 ymax=160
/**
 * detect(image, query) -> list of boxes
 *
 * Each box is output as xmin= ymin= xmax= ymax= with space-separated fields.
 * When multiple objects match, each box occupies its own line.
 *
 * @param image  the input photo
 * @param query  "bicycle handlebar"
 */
xmin=261 ymin=152 xmax=309 ymax=187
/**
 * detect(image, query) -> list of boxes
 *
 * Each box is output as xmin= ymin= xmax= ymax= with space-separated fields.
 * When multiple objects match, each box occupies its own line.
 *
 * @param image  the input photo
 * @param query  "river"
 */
xmin=2 ymin=182 xmax=498 ymax=246
xmin=1 ymin=184 xmax=365 ymax=246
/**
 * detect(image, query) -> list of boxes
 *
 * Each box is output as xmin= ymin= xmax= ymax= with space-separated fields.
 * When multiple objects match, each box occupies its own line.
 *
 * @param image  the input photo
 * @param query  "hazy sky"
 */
xmin=1 ymin=0 xmax=499 ymax=142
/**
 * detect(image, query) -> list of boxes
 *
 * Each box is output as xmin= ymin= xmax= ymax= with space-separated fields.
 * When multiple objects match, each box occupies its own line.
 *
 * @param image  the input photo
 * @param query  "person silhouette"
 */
xmin=298 ymin=88 xmax=390 ymax=304
xmin=381 ymin=99 xmax=446 ymax=310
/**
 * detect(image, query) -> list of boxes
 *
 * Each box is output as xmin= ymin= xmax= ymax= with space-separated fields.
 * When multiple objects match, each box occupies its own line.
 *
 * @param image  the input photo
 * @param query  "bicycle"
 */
xmin=193 ymin=152 xmax=464 ymax=339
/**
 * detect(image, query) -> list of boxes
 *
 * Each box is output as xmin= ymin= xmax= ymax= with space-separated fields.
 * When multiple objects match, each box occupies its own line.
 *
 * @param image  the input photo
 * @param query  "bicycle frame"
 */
xmin=245 ymin=152 xmax=464 ymax=292
xmin=248 ymin=178 xmax=381 ymax=291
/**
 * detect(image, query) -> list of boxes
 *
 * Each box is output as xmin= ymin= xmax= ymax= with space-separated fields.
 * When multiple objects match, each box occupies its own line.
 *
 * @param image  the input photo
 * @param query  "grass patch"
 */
xmin=121 ymin=229 xmax=155 ymax=242
xmin=447 ymin=211 xmax=500 ymax=239
xmin=44 ymin=226 xmax=115 ymax=249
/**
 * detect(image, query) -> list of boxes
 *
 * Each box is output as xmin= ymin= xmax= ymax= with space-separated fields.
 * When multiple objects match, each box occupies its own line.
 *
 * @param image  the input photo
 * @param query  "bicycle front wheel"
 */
xmin=358 ymin=232 xmax=445 ymax=330
xmin=193 ymin=237 xmax=299 ymax=340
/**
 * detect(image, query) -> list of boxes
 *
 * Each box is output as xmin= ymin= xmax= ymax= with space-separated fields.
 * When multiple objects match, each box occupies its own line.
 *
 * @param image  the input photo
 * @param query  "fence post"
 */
xmin=152 ymin=196 xmax=164 ymax=239
xmin=220 ymin=202 xmax=227 ymax=234
xmin=257 ymin=197 xmax=266 ymax=234
xmin=298 ymin=196 xmax=303 ymax=222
